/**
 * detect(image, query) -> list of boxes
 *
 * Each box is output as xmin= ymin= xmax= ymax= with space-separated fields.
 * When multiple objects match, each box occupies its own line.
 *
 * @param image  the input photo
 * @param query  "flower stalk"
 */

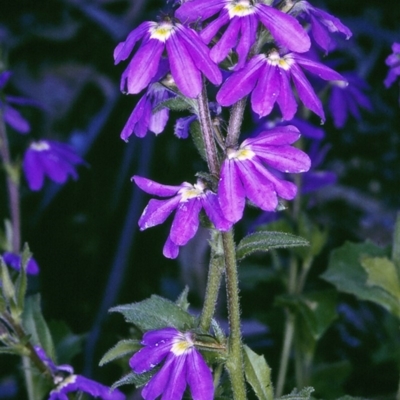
xmin=0 ymin=110 xmax=21 ymax=253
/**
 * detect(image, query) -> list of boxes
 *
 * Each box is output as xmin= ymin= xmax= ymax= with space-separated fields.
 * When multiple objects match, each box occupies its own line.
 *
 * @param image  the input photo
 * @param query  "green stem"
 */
xmin=275 ymin=312 xmax=295 ymax=397
xmin=275 ymin=256 xmax=298 ymax=396
xmin=0 ymin=110 xmax=21 ymax=253
xmin=2 ymin=312 xmax=53 ymax=379
xmin=222 ymin=230 xmax=247 ymax=400
xmin=200 ymin=231 xmax=225 ymax=332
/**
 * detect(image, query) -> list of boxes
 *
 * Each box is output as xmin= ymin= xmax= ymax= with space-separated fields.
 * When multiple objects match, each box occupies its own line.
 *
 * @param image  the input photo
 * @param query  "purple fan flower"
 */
xmin=176 ymin=0 xmax=310 ymax=70
xmin=34 ymin=346 xmax=125 ymax=400
xmin=217 ymin=48 xmax=346 ymax=121
xmin=289 ymin=1 xmax=352 ymax=53
xmin=218 ymin=125 xmax=311 ymax=223
xmin=0 ymin=71 xmax=38 ymax=134
xmin=23 ymin=140 xmax=85 ymax=191
xmin=114 ymin=19 xmax=222 ymax=98
xmin=121 ymin=83 xmax=172 ymax=141
xmin=384 ymin=43 xmax=400 ymax=88
xmin=130 ymin=327 xmax=213 ymax=400
xmin=2 ymin=252 xmax=39 ymax=275
xmin=133 ymin=176 xmax=232 ymax=258
xmin=328 ymin=72 xmax=372 ymax=128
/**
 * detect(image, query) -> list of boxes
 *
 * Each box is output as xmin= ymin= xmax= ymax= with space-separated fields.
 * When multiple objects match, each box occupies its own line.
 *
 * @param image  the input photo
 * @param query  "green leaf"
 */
xmin=153 ymin=95 xmax=192 ymax=112
xmin=48 ymin=320 xmax=85 ymax=365
xmin=15 ymin=244 xmax=31 ymax=316
xmin=112 ymin=370 xmax=155 ymax=390
xmin=190 ymin=120 xmax=207 ymax=162
xmin=277 ymin=387 xmax=315 ymax=400
xmin=100 ymin=339 xmax=141 ymax=366
xmin=276 ymin=291 xmax=337 ymax=356
xmin=236 ymin=232 xmax=309 ymax=261
xmin=360 ymin=256 xmax=400 ymax=300
xmin=311 ymin=360 xmax=352 ymax=399
xmin=321 ymin=241 xmax=400 ymax=318
xmin=175 ymin=285 xmax=190 ymax=311
xmin=277 ymin=290 xmax=337 ymax=340
xmin=243 ymin=345 xmax=273 ymax=400
xmin=0 ymin=255 xmax=16 ymax=306
xmin=111 ymin=295 xmax=195 ymax=332
xmin=22 ymin=294 xmax=56 ymax=360
xmin=392 ymin=211 xmax=400 ymax=273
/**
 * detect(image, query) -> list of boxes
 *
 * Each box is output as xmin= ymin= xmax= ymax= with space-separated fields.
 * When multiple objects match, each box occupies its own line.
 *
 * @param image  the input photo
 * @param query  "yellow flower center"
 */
xmin=267 ymin=51 xmax=294 ymax=71
xmin=179 ymin=181 xmax=206 ymax=202
xmin=227 ymin=147 xmax=255 ymax=161
xmin=225 ymin=0 xmax=255 ymax=18
xmin=171 ymin=333 xmax=194 ymax=356
xmin=31 ymin=141 xmax=50 ymax=151
xmin=149 ymin=22 xmax=175 ymax=42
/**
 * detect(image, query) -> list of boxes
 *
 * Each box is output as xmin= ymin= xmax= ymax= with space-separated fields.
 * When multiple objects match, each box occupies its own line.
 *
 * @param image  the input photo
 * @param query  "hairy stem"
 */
xmin=197 ymin=80 xmax=220 ymax=176
xmin=223 ymin=230 xmax=247 ymax=400
xmin=2 ymin=312 xmax=53 ymax=379
xmin=200 ymin=232 xmax=225 ymax=331
xmin=0 ymin=110 xmax=21 ymax=253
xmin=226 ymin=98 xmax=247 ymax=148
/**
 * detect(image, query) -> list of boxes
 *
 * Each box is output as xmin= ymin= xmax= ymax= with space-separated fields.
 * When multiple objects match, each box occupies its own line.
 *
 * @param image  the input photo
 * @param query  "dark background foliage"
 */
xmin=1 ymin=0 xmax=400 ymax=398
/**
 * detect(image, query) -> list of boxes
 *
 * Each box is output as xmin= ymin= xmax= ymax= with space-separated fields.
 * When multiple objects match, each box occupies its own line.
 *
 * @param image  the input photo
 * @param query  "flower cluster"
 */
xmin=129 ymin=327 xmax=214 ymax=400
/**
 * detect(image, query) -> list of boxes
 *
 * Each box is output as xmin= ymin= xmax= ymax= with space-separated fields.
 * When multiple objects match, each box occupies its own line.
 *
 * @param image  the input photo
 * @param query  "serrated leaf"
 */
xmin=243 ymin=345 xmax=273 ymax=400
xmin=236 ymin=232 xmax=309 ymax=261
xmin=22 ymin=294 xmax=56 ymax=360
xmin=100 ymin=339 xmax=141 ymax=366
xmin=0 ymin=347 xmax=23 ymax=355
xmin=321 ymin=241 xmax=400 ymax=318
xmin=110 ymin=295 xmax=195 ymax=332
xmin=190 ymin=120 xmax=207 ymax=162
xmin=277 ymin=387 xmax=315 ymax=400
xmin=112 ymin=370 xmax=155 ymax=390
xmin=360 ymin=256 xmax=400 ymax=300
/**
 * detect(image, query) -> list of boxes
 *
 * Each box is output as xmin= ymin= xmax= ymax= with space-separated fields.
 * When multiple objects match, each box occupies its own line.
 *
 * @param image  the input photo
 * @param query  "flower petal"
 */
xmin=169 ymin=198 xmax=202 ymax=245
xmin=129 ymin=344 xmax=171 ymax=374
xmin=138 ymin=197 xmax=181 ymax=230
xmin=235 ymin=160 xmax=278 ymax=212
xmin=251 ymin=63 xmax=279 ymax=117
xmin=166 ymin=32 xmax=202 ymax=98
xmin=163 ymin=235 xmax=180 ymax=259
xmin=218 ymin=159 xmax=246 ymax=223
xmin=201 ymin=191 xmax=232 ymax=231
xmin=121 ymin=39 xmax=164 ymax=94
xmin=255 ymin=4 xmax=310 ymax=53
xmin=175 ymin=0 xmax=226 ymax=22
xmin=175 ymin=26 xmax=222 ymax=87
xmin=133 ymin=176 xmax=184 ymax=196
xmin=217 ymin=55 xmax=265 ymax=106
xmin=243 ymin=125 xmax=300 ymax=147
xmin=114 ymin=21 xmax=152 ymax=63
xmin=186 ymin=349 xmax=214 ymax=400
